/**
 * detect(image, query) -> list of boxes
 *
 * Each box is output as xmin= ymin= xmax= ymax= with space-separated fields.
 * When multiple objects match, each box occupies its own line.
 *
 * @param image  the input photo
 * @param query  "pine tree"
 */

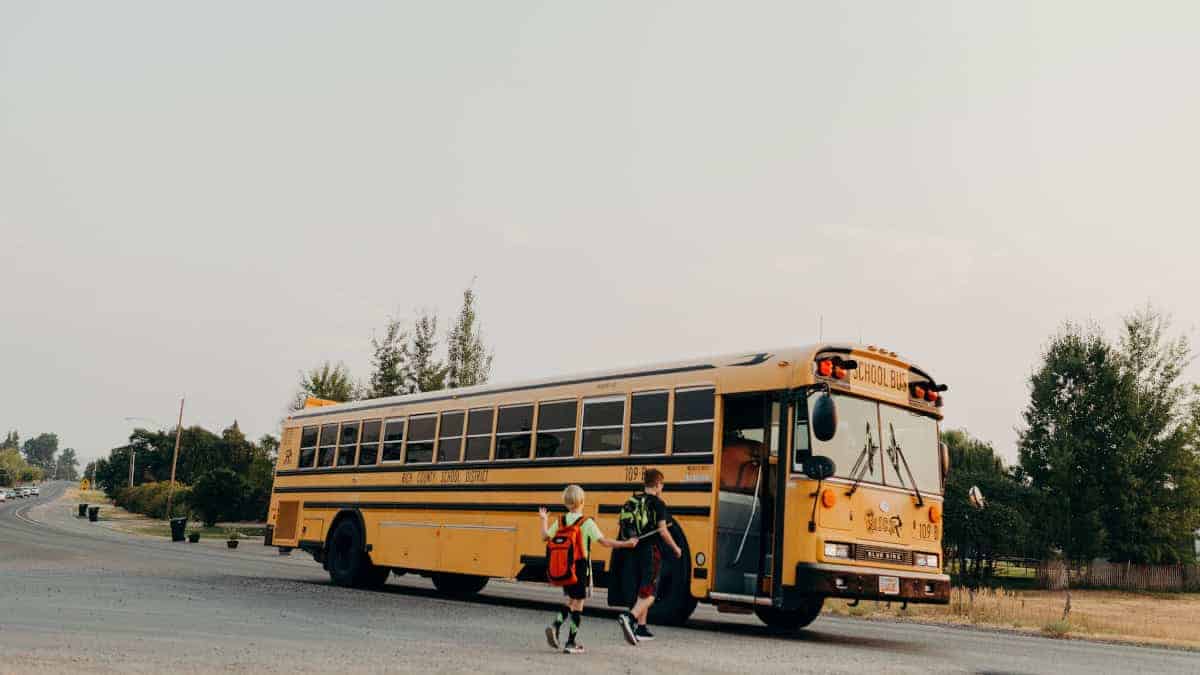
xmin=446 ymin=283 xmax=494 ymax=389
xmin=0 ymin=430 xmax=18 ymax=451
xmin=291 ymin=362 xmax=356 ymax=410
xmin=408 ymin=310 xmax=447 ymax=393
xmin=367 ymin=317 xmax=411 ymax=398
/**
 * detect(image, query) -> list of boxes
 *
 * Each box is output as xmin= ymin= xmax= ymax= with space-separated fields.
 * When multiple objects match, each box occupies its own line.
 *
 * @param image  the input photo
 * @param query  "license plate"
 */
xmin=879 ymin=576 xmax=900 ymax=595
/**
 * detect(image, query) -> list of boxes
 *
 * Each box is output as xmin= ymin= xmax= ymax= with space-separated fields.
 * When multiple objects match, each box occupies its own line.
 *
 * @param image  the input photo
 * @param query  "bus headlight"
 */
xmin=823 ymin=542 xmax=851 ymax=559
xmin=915 ymin=553 xmax=940 ymax=568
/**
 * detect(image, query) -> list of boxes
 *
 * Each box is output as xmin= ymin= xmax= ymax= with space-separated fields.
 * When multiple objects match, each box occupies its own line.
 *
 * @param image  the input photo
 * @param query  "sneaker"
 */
xmin=563 ymin=642 xmax=586 ymax=654
xmin=545 ymin=624 xmax=561 ymax=650
xmin=634 ymin=625 xmax=655 ymax=641
xmin=617 ymin=613 xmax=638 ymax=645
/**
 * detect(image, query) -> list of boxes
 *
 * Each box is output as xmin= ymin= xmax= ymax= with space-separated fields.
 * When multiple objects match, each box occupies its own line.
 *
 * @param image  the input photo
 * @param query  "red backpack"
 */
xmin=546 ymin=515 xmax=590 ymax=586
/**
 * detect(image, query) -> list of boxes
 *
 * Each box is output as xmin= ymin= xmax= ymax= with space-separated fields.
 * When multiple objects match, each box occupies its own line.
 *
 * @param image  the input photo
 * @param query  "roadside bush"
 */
xmin=190 ymin=469 xmax=246 ymax=527
xmin=114 ymin=481 xmax=189 ymax=518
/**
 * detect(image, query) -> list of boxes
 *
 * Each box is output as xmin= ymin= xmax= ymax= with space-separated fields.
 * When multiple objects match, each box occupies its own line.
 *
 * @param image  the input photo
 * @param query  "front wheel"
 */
xmin=431 ymin=572 xmax=489 ymax=597
xmin=755 ymin=596 xmax=824 ymax=632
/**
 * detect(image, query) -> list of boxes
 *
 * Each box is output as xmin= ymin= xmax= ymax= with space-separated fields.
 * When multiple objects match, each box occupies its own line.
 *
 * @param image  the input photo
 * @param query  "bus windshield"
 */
xmin=806 ymin=393 xmax=941 ymax=495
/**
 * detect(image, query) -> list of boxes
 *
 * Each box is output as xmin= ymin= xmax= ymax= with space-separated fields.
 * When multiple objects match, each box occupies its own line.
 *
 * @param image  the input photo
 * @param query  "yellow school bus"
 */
xmin=267 ymin=343 xmax=950 ymax=629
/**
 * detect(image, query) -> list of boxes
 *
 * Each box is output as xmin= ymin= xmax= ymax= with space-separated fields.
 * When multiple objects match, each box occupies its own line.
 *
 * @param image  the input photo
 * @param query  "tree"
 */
xmin=257 ymin=434 xmax=280 ymax=460
xmin=58 ymin=447 xmax=79 ymax=481
xmin=1018 ymin=324 xmax=1117 ymax=565
xmin=190 ymin=468 xmax=247 ymax=527
xmin=445 ymin=283 xmax=494 ymax=389
xmin=291 ymin=361 xmax=356 ymax=410
xmin=1018 ymin=310 xmax=1200 ymax=565
xmin=1102 ymin=308 xmax=1200 ymax=563
xmin=366 ymin=316 xmax=411 ymax=398
xmin=941 ymin=429 xmax=1032 ymax=583
xmin=0 ymin=448 xmax=28 ymax=487
xmin=84 ymin=460 xmax=97 ymax=482
xmin=0 ymin=430 xmax=18 ymax=451
xmin=408 ymin=310 xmax=447 ymax=392
xmin=21 ymin=432 xmax=58 ymax=472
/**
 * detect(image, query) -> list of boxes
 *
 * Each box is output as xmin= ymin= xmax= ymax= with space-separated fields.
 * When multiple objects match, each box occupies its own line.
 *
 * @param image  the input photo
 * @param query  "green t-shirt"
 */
xmin=547 ymin=512 xmax=605 ymax=555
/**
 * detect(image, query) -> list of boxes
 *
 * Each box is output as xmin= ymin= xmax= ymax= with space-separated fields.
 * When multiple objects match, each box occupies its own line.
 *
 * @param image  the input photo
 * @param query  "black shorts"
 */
xmin=562 ymin=559 xmax=589 ymax=600
xmin=635 ymin=544 xmax=662 ymax=599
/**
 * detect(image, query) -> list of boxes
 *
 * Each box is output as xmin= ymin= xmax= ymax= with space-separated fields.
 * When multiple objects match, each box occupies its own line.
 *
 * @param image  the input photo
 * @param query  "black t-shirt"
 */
xmin=635 ymin=493 xmax=669 ymax=554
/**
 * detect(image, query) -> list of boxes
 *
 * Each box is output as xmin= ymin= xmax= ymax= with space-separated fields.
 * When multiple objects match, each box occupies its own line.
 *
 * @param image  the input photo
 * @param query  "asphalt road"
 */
xmin=1 ymin=482 xmax=1197 ymax=674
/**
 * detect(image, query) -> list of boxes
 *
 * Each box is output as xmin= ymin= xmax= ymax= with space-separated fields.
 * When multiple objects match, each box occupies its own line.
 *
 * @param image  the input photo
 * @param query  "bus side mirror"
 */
xmin=811 ymin=392 xmax=838 ymax=442
xmin=802 ymin=455 xmax=837 ymax=480
xmin=940 ymin=441 xmax=950 ymax=478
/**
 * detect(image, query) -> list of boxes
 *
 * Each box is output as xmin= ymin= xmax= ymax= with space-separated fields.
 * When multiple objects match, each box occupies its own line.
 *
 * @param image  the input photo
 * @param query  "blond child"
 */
xmin=539 ymin=484 xmax=636 ymax=654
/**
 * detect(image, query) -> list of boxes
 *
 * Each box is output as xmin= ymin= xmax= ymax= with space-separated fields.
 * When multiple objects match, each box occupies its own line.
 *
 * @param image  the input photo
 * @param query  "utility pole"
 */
xmin=128 ymin=447 xmax=136 ymax=487
xmin=164 ymin=397 xmax=185 ymax=521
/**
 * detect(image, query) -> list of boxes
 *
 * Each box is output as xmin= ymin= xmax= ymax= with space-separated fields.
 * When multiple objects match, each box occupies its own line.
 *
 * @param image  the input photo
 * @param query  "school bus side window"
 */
xmin=464 ymin=408 xmax=494 ymax=461
xmin=536 ymin=399 xmax=578 ymax=459
xmin=406 ymin=415 xmax=437 ymax=464
xmin=495 ymin=404 xmax=533 ymax=460
xmin=337 ymin=422 xmax=360 ymax=467
xmin=359 ymin=419 xmax=381 ymax=466
xmin=437 ymin=411 xmax=465 ymax=463
xmin=673 ymin=387 xmax=714 ymax=454
xmin=298 ymin=426 xmax=318 ymax=468
xmin=630 ymin=391 xmax=668 ymax=455
xmin=317 ymin=423 xmax=338 ymax=467
xmin=581 ymin=396 xmax=625 ymax=453
xmin=381 ymin=418 xmax=405 ymax=462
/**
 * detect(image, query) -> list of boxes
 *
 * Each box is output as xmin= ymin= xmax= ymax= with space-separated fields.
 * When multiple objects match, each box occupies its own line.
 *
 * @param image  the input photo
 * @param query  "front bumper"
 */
xmin=793 ymin=562 xmax=950 ymax=604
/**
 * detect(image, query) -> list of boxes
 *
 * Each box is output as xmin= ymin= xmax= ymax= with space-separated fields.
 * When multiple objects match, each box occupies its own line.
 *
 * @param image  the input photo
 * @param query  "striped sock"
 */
xmin=567 ymin=611 xmax=582 ymax=643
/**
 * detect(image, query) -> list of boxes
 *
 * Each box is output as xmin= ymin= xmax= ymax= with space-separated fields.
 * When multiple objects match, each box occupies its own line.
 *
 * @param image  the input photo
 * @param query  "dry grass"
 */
xmin=825 ymin=586 xmax=1200 ymax=649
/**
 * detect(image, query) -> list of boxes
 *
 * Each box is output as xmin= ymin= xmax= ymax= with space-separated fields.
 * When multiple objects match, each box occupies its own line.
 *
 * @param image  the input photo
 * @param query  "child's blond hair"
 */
xmin=562 ymin=484 xmax=586 ymax=509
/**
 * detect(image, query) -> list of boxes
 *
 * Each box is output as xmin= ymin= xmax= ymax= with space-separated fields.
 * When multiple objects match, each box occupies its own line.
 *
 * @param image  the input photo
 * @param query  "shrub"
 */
xmin=190 ymin=469 xmax=246 ymax=527
xmin=113 ymin=481 xmax=189 ymax=518
xmin=1042 ymin=619 xmax=1072 ymax=638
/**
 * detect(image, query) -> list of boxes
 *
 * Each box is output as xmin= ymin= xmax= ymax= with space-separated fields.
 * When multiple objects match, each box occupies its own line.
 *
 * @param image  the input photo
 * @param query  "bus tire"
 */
xmin=647 ymin=520 xmax=698 ymax=626
xmin=431 ymin=572 xmax=489 ymax=597
xmin=325 ymin=517 xmax=389 ymax=590
xmin=755 ymin=597 xmax=824 ymax=632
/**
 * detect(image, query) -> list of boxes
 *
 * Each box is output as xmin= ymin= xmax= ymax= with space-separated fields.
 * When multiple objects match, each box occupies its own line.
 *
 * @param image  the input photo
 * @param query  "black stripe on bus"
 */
xmin=273 ymin=482 xmax=712 ymax=495
xmin=274 ymin=453 xmax=713 ymax=477
xmin=302 ymin=501 xmax=711 ymax=517
xmin=291 ymin=363 xmax=717 ymax=420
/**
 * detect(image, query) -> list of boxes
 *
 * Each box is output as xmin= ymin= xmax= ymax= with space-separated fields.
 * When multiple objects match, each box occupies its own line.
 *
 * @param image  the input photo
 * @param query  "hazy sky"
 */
xmin=3 ymin=2 xmax=1198 ymax=468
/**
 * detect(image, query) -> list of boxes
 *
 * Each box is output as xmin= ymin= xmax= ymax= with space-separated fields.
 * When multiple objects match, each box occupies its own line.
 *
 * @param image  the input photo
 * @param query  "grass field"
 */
xmin=825 ymin=585 xmax=1200 ymax=649
xmin=65 ymin=486 xmax=265 ymax=539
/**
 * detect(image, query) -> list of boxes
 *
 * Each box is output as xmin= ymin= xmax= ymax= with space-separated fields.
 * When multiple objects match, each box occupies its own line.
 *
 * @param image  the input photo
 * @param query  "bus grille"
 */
xmin=853 ymin=544 xmax=913 ymax=566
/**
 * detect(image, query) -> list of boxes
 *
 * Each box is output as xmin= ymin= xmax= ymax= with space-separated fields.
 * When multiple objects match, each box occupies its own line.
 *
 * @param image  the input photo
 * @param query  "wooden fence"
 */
xmin=1037 ymin=560 xmax=1200 ymax=592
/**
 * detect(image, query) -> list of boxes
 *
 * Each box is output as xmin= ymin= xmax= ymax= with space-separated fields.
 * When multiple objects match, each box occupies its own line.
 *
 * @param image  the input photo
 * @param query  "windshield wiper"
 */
xmin=844 ymin=420 xmax=878 ymax=498
xmin=885 ymin=422 xmax=924 ymax=506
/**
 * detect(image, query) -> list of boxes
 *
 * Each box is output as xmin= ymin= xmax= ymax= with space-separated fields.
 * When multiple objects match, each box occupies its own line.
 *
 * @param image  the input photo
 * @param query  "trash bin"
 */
xmin=78 ymin=503 xmax=88 ymax=518
xmin=88 ymin=506 xmax=100 ymax=522
xmin=170 ymin=517 xmax=187 ymax=542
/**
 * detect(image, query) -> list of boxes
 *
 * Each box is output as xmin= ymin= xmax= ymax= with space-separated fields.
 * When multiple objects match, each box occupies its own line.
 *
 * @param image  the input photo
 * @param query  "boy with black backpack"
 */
xmin=539 ymin=484 xmax=636 ymax=654
xmin=616 ymin=469 xmax=682 ymax=644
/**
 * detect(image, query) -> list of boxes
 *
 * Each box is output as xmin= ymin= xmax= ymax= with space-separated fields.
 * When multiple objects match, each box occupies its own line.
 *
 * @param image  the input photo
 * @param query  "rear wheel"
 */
xmin=755 ymin=596 xmax=824 ymax=632
xmin=326 ymin=517 xmax=390 ymax=589
xmin=431 ymin=572 xmax=489 ymax=597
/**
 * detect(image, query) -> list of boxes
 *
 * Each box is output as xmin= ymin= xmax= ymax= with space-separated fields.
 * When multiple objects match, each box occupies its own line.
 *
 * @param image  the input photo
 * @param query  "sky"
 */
xmin=2 ymin=2 xmax=1198 ymax=468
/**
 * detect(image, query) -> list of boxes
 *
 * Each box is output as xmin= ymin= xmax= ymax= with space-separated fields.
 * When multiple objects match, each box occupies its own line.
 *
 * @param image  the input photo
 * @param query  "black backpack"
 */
xmin=617 ymin=492 xmax=655 ymax=540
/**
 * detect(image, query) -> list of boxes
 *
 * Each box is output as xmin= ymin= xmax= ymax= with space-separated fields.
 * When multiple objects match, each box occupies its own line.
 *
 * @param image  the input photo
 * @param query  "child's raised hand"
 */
xmin=537 ymin=506 xmax=548 ymax=519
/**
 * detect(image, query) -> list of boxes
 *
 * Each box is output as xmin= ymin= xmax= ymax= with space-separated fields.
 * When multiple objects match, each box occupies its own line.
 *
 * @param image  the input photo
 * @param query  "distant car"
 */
xmin=0 ymin=490 xmax=6 ymax=502
xmin=30 ymin=486 xmax=40 ymax=496
xmin=17 ymin=487 xmax=29 ymax=498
